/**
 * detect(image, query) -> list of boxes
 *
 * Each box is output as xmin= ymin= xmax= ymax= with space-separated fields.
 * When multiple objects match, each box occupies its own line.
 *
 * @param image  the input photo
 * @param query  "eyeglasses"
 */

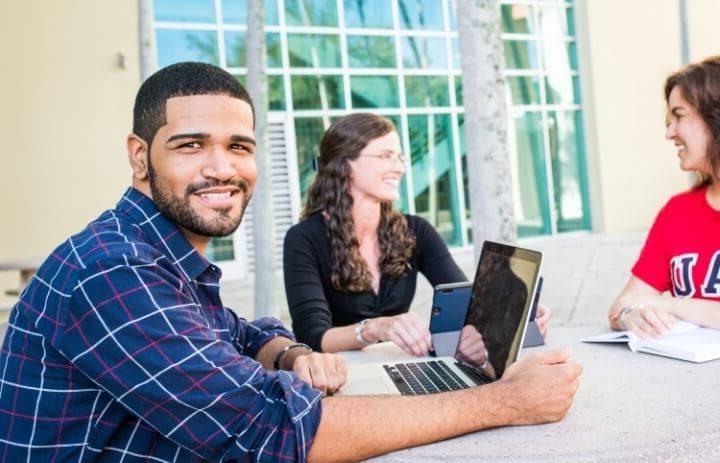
xmin=359 ymin=151 xmax=406 ymax=164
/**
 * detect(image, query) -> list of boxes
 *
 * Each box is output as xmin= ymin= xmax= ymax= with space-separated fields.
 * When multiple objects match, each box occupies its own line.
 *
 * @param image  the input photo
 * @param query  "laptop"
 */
xmin=337 ymin=241 xmax=543 ymax=396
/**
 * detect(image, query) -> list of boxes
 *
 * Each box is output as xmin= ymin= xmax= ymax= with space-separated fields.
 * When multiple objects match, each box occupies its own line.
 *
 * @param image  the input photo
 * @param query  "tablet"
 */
xmin=429 ymin=281 xmax=472 ymax=358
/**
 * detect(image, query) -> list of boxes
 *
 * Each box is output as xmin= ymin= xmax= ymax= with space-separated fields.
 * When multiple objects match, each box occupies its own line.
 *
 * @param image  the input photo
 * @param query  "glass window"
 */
xmin=398 ymin=0 xmax=444 ymax=30
xmin=501 ymin=4 xmax=535 ymax=34
xmin=344 ymin=0 xmax=393 ymax=28
xmin=547 ymin=110 xmax=590 ymax=231
xmin=504 ymin=40 xmax=539 ymax=70
xmin=154 ymin=0 xmax=215 ymax=23
xmin=268 ymin=75 xmax=286 ymax=110
xmin=405 ymin=76 xmax=450 ymax=107
xmin=448 ymin=0 xmax=457 ymax=31
xmin=156 ymin=29 xmax=219 ymax=67
xmin=380 ymin=115 xmax=410 ymax=212
xmin=408 ymin=114 xmax=463 ymax=245
xmin=222 ymin=0 xmax=279 ymax=25
xmin=402 ymin=36 xmax=448 ymax=69
xmin=451 ymin=38 xmax=460 ymax=69
xmin=507 ymin=76 xmax=541 ymax=105
xmin=234 ymin=74 xmax=286 ymax=110
xmin=457 ymin=114 xmax=475 ymax=243
xmin=288 ymin=34 xmax=341 ymax=68
xmin=225 ymin=32 xmax=281 ymax=68
xmin=545 ymin=75 xmax=580 ymax=105
xmin=566 ymin=8 xmax=576 ymax=36
xmin=508 ymin=110 xmax=552 ymax=236
xmin=206 ymin=237 xmax=235 ymax=261
xmin=537 ymin=6 xmax=574 ymax=38
xmin=457 ymin=113 xmax=468 ymax=214
xmin=350 ymin=76 xmax=400 ymax=108
xmin=542 ymin=40 xmax=578 ymax=72
xmin=285 ymin=0 xmax=338 ymax=26
xmin=454 ymin=76 xmax=463 ymax=106
xmin=347 ymin=35 xmax=396 ymax=68
xmin=291 ymin=75 xmax=345 ymax=110
xmin=295 ymin=117 xmax=326 ymax=196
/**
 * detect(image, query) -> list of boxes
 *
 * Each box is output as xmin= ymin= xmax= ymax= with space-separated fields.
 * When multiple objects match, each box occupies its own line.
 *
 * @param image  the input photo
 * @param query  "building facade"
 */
xmin=3 ymin=0 xmax=716 ymax=289
xmin=153 ymin=0 xmax=590 ymax=277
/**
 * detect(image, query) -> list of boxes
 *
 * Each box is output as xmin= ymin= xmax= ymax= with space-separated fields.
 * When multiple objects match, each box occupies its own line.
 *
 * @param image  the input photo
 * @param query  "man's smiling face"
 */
xmin=141 ymin=94 xmax=257 ymax=246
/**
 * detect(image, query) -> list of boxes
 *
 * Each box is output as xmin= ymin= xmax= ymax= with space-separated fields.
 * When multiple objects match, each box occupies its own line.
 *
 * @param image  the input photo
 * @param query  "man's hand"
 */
xmin=535 ymin=303 xmax=551 ymax=337
xmin=367 ymin=312 xmax=432 ymax=356
xmin=291 ymin=352 xmax=347 ymax=395
xmin=498 ymin=349 xmax=582 ymax=425
xmin=455 ymin=325 xmax=488 ymax=367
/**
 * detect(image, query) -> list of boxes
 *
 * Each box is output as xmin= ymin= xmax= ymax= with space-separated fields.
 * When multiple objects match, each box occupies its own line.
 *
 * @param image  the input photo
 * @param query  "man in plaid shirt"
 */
xmin=0 ymin=62 xmax=582 ymax=462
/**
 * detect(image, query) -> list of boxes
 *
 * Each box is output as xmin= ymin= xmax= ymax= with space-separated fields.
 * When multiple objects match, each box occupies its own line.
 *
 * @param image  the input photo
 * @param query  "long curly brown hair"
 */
xmin=664 ymin=56 xmax=720 ymax=187
xmin=301 ymin=113 xmax=416 ymax=292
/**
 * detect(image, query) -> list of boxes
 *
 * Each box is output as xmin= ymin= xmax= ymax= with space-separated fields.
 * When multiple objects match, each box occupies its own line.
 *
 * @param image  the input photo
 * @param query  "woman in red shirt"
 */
xmin=608 ymin=56 xmax=720 ymax=337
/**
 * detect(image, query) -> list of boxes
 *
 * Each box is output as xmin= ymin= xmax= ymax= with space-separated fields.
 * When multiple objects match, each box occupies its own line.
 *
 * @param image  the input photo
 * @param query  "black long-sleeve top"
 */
xmin=283 ymin=212 xmax=467 ymax=351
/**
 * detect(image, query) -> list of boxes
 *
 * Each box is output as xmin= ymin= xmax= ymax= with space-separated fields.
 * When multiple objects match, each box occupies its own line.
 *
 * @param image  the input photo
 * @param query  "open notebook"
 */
xmin=582 ymin=321 xmax=720 ymax=363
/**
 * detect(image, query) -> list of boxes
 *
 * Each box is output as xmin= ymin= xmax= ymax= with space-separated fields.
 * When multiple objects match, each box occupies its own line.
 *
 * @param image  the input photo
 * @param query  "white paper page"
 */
xmin=582 ymin=320 xmax=698 ymax=344
xmin=632 ymin=327 xmax=720 ymax=362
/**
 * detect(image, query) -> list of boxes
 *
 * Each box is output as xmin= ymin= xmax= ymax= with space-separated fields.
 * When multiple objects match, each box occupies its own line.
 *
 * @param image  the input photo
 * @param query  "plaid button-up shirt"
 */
xmin=0 ymin=188 xmax=322 ymax=462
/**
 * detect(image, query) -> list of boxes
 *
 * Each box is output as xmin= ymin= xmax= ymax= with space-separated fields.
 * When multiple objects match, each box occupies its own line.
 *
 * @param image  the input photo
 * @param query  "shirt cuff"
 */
xmin=242 ymin=316 xmax=296 ymax=359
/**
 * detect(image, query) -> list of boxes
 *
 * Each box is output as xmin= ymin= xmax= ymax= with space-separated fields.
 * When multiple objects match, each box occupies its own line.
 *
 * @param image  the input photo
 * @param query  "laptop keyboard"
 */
xmin=383 ymin=360 xmax=470 ymax=395
xmin=454 ymin=361 xmax=495 ymax=385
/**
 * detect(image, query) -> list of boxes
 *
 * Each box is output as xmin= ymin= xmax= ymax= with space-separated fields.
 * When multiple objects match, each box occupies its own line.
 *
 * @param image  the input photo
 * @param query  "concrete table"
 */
xmin=339 ymin=325 xmax=720 ymax=462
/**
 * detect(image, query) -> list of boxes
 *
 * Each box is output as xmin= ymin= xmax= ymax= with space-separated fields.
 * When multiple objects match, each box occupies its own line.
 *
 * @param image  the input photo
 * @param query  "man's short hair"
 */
xmin=133 ymin=62 xmax=255 ymax=147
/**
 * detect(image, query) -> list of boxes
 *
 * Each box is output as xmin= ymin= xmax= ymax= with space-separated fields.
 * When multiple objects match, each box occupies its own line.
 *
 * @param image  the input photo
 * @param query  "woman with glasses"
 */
xmin=608 ymin=56 xmax=720 ymax=337
xmin=284 ymin=113 xmax=550 ymax=361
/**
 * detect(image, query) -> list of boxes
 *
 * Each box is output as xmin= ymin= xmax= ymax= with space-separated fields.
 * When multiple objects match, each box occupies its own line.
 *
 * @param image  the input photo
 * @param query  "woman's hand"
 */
xmin=455 ymin=325 xmax=488 ymax=367
xmin=368 ymin=312 xmax=432 ymax=356
xmin=613 ymin=302 xmax=676 ymax=339
xmin=608 ymin=276 xmax=668 ymax=332
xmin=535 ymin=303 xmax=551 ymax=337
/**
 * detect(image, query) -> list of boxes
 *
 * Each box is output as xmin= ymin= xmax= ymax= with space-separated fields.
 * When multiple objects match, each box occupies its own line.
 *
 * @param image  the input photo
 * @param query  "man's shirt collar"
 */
xmin=117 ymin=187 xmax=212 ymax=280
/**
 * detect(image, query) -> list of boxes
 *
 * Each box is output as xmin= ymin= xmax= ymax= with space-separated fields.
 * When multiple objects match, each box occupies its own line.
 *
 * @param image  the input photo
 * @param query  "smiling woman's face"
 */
xmin=347 ymin=130 xmax=405 ymax=203
xmin=665 ymin=86 xmax=712 ymax=174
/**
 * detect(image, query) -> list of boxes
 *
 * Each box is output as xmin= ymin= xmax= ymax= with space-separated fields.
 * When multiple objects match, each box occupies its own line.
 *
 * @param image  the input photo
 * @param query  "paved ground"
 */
xmin=13 ymin=232 xmax=720 ymax=462
xmin=219 ymin=231 xmax=646 ymax=329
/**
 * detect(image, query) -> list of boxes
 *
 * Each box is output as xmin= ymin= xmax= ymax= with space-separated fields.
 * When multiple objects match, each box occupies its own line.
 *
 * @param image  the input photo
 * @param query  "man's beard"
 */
xmin=147 ymin=161 xmax=251 ymax=238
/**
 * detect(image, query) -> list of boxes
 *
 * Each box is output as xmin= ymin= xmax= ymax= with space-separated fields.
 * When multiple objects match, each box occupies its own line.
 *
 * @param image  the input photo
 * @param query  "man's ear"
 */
xmin=127 ymin=134 xmax=150 ymax=180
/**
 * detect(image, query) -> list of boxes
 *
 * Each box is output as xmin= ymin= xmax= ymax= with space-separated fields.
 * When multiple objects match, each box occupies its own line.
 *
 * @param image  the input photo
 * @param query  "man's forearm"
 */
xmin=255 ymin=336 xmax=294 ymax=370
xmin=307 ymin=383 xmax=516 ymax=463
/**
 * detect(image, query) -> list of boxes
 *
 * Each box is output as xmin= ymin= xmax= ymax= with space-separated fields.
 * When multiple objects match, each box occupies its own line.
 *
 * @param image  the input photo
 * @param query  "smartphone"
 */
xmin=429 ymin=281 xmax=472 ymax=358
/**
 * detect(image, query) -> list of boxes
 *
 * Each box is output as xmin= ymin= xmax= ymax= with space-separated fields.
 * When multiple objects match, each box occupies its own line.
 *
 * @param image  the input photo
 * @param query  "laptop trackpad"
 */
xmin=336 ymin=364 xmax=398 ymax=396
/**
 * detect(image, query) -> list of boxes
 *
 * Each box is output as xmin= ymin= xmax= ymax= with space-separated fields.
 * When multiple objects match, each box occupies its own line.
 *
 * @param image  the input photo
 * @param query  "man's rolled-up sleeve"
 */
xmin=59 ymin=254 xmax=323 ymax=462
xmin=225 ymin=309 xmax=296 ymax=359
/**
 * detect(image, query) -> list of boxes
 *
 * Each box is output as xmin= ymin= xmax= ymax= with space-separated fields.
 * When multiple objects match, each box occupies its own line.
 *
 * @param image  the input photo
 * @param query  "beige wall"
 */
xmin=687 ymin=0 xmax=720 ymax=62
xmin=0 ymin=1 xmax=139 ymax=290
xmin=578 ymin=0 xmax=719 ymax=233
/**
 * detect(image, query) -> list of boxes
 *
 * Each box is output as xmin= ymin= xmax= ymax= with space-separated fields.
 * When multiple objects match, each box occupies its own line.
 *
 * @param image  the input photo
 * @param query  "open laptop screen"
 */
xmin=464 ymin=241 xmax=542 ymax=378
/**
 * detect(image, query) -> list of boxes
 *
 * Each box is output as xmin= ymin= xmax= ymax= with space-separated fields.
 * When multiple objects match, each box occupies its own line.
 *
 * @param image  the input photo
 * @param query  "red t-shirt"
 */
xmin=632 ymin=185 xmax=720 ymax=299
